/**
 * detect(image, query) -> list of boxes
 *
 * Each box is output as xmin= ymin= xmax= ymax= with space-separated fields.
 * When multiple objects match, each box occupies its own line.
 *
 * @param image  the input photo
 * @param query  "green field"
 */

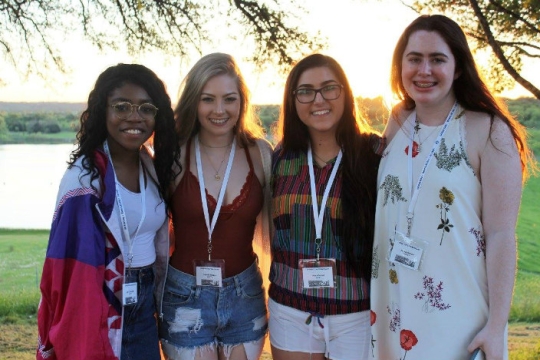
xmin=516 ymin=172 xmax=540 ymax=275
xmin=511 ymin=173 xmax=540 ymax=331
xmin=0 ymin=230 xmax=46 ymax=325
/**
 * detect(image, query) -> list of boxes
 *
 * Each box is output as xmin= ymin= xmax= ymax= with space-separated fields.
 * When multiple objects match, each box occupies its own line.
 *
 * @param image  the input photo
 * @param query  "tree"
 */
xmin=0 ymin=114 xmax=7 ymax=136
xmin=0 ymin=0 xmax=324 ymax=80
xmin=408 ymin=0 xmax=540 ymax=99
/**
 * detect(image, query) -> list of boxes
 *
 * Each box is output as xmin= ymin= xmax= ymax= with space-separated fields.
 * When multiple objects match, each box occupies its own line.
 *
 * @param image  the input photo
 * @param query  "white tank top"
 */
xmin=117 ymin=177 xmax=166 ymax=267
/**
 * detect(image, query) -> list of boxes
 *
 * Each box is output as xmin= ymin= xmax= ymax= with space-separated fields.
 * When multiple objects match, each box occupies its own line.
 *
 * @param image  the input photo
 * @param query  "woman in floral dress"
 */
xmin=370 ymin=15 xmax=535 ymax=360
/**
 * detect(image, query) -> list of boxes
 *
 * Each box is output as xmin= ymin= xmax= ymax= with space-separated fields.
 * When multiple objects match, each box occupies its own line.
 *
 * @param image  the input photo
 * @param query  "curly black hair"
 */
xmin=70 ymin=63 xmax=180 ymax=209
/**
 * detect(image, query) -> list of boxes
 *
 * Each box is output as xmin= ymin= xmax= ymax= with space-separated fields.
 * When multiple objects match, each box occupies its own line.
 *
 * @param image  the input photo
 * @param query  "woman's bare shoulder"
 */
xmin=384 ymin=106 xmax=413 ymax=143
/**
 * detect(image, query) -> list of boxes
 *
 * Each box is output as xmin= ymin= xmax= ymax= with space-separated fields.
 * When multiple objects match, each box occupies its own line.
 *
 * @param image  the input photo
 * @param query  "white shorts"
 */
xmin=268 ymin=298 xmax=370 ymax=360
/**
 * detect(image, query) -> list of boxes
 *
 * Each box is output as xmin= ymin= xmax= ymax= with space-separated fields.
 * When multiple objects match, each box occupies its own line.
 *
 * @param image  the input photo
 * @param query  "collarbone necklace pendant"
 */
xmin=202 ymin=144 xmax=230 ymax=181
xmin=414 ymin=119 xmax=440 ymax=154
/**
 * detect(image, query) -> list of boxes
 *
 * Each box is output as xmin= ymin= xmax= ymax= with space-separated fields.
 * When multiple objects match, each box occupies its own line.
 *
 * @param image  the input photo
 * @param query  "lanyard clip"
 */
xmin=207 ymin=241 xmax=212 ymax=261
xmin=315 ymin=237 xmax=322 ymax=261
xmin=406 ymin=212 xmax=413 ymax=237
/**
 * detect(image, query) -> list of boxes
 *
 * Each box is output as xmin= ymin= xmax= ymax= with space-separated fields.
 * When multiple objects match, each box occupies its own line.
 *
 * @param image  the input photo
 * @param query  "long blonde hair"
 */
xmin=174 ymin=52 xmax=265 ymax=147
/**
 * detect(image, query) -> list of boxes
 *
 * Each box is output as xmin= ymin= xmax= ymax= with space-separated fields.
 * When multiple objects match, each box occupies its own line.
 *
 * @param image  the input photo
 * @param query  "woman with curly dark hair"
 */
xmin=37 ymin=63 xmax=180 ymax=360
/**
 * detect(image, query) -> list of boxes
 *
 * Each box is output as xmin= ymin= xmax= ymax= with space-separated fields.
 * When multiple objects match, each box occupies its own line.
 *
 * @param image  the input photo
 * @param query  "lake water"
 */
xmin=0 ymin=144 xmax=75 ymax=229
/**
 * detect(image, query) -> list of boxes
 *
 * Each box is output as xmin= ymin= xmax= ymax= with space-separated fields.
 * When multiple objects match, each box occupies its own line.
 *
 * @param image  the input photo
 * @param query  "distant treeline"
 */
xmin=1 ymin=112 xmax=79 ymax=134
xmin=505 ymin=97 xmax=540 ymax=130
xmin=0 ymin=102 xmax=85 ymax=113
xmin=256 ymin=97 xmax=540 ymax=135
xmin=1 ymin=97 xmax=539 ymax=139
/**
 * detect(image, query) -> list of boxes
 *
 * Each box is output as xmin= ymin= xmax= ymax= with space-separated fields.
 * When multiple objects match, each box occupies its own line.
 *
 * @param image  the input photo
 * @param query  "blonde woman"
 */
xmin=158 ymin=53 xmax=273 ymax=360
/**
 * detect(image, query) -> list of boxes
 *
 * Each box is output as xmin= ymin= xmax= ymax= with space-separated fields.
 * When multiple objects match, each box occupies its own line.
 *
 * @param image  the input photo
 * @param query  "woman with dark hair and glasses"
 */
xmin=269 ymin=53 xmax=382 ymax=360
xmin=37 ymin=63 xmax=180 ymax=360
xmin=370 ymin=15 xmax=536 ymax=360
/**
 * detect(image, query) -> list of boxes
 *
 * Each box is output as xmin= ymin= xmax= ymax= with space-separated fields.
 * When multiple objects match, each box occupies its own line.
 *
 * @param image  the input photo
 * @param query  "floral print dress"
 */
xmin=370 ymin=105 xmax=508 ymax=360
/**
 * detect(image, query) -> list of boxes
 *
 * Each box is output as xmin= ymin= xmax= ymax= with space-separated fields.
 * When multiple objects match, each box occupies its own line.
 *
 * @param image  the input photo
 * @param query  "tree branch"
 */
xmin=488 ymin=0 xmax=540 ymax=35
xmin=468 ymin=0 xmax=540 ymax=98
xmin=1 ymin=0 xmax=323 ymax=80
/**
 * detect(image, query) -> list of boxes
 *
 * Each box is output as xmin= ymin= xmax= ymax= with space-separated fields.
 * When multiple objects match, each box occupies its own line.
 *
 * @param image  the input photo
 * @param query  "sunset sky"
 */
xmin=0 ymin=0 xmax=537 ymax=105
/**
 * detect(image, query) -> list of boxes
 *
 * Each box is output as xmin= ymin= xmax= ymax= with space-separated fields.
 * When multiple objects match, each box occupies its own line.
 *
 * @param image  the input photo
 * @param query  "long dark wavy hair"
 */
xmin=174 ymin=52 xmax=264 ymax=148
xmin=276 ymin=53 xmax=381 ymax=279
xmin=70 ymin=63 xmax=180 ymax=208
xmin=391 ymin=14 xmax=535 ymax=180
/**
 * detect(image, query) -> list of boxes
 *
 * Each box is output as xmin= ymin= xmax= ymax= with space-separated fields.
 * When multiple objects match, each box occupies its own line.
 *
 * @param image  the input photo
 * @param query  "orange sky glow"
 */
xmin=0 ymin=0 xmax=537 ymax=106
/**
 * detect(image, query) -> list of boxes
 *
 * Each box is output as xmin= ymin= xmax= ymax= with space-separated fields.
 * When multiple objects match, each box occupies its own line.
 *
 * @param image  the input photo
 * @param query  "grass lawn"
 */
xmin=0 ymin=230 xmax=48 ymax=294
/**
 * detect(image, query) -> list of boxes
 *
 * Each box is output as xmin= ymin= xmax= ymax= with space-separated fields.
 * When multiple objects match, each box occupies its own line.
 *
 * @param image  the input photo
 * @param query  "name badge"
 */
xmin=299 ymin=258 xmax=336 ymax=289
xmin=193 ymin=259 xmax=225 ymax=287
xmin=388 ymin=231 xmax=426 ymax=271
xmin=122 ymin=282 xmax=138 ymax=305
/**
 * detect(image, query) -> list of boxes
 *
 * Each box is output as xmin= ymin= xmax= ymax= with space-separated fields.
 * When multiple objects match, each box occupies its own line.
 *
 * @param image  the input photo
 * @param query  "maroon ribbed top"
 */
xmin=169 ymin=138 xmax=263 ymax=277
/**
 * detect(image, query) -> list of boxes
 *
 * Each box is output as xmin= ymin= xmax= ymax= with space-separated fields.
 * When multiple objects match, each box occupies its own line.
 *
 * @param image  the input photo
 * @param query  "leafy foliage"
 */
xmin=507 ymin=98 xmax=540 ymax=129
xmin=2 ymin=112 xmax=78 ymax=133
xmin=0 ymin=114 xmax=7 ymax=135
xmin=506 ymin=98 xmax=540 ymax=156
xmin=409 ymin=0 xmax=540 ymax=98
xmin=0 ymin=0 xmax=324 ymax=80
xmin=255 ymin=104 xmax=280 ymax=141
xmin=357 ymin=96 xmax=389 ymax=132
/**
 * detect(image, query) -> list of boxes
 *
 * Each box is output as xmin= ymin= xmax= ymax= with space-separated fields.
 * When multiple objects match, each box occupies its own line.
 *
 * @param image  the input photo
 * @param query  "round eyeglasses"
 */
xmin=110 ymin=102 xmax=158 ymax=120
xmin=293 ymin=84 xmax=343 ymax=104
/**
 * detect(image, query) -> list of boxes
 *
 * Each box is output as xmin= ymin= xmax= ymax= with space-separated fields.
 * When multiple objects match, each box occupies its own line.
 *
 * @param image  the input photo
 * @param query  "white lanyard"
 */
xmin=307 ymin=144 xmax=343 ymax=260
xmin=195 ymin=134 xmax=236 ymax=260
xmin=405 ymin=102 xmax=458 ymax=236
xmin=103 ymin=141 xmax=146 ymax=269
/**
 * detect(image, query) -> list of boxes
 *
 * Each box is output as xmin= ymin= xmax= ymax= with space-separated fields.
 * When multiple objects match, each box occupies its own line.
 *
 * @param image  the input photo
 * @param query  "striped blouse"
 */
xmin=269 ymin=146 xmax=370 ymax=315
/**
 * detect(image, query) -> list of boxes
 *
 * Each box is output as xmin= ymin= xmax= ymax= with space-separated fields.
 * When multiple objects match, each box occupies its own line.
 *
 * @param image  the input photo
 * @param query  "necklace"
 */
xmin=313 ymin=151 xmax=334 ymax=166
xmin=414 ymin=118 xmax=441 ymax=153
xmin=201 ymin=144 xmax=232 ymax=180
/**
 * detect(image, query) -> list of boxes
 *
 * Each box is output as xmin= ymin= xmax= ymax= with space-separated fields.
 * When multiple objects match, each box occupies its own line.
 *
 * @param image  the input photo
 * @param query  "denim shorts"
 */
xmin=159 ymin=261 xmax=268 ymax=352
xmin=121 ymin=265 xmax=161 ymax=360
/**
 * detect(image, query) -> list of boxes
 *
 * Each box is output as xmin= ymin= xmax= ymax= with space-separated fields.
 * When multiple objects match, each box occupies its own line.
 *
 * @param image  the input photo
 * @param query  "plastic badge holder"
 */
xmin=470 ymin=348 xmax=485 ymax=360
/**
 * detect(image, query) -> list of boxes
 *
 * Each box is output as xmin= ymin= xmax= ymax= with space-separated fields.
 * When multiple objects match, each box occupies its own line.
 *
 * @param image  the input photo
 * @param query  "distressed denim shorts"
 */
xmin=121 ymin=265 xmax=161 ymax=360
xmin=159 ymin=260 xmax=268 ymax=352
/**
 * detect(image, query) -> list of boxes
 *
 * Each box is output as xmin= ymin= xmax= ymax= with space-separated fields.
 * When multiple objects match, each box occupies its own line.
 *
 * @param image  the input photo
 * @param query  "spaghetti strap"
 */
xmin=244 ymin=143 xmax=254 ymax=172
